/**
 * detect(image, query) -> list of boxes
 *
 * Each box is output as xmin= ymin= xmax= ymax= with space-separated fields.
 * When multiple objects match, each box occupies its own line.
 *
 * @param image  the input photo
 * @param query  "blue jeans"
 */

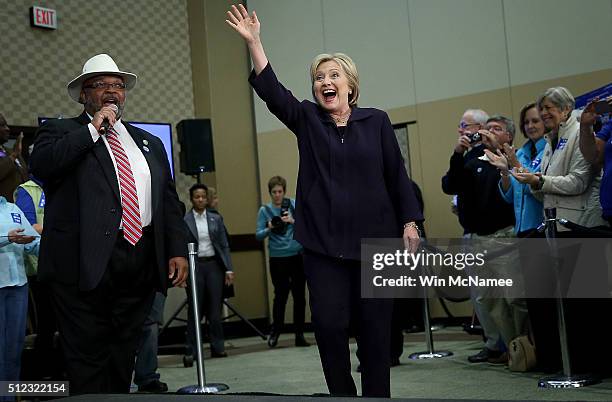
xmin=134 ymin=292 xmax=165 ymax=386
xmin=0 ymin=284 xmax=28 ymax=402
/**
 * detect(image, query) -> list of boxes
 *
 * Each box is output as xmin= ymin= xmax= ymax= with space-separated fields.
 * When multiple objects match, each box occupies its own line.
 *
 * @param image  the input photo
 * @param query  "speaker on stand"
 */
xmin=177 ymin=119 xmax=216 ymax=181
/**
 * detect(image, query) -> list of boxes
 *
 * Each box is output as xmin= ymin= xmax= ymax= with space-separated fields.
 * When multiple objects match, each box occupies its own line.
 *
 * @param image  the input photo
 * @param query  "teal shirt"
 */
xmin=499 ymin=138 xmax=546 ymax=234
xmin=256 ymin=199 xmax=303 ymax=257
xmin=0 ymin=196 xmax=40 ymax=287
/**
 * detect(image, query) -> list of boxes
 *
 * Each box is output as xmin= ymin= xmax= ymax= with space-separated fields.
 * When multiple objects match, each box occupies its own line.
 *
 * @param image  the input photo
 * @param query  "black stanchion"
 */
xmin=177 ymin=243 xmax=229 ymax=394
xmin=408 ymin=286 xmax=453 ymax=359
xmin=537 ymin=208 xmax=599 ymax=388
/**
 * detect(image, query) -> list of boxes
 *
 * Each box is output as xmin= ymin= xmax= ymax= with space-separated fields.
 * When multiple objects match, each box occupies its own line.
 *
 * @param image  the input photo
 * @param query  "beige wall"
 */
xmin=248 ymin=0 xmax=612 ymax=318
xmin=0 ymin=0 xmax=270 ymax=323
xmin=186 ymin=0 xmax=269 ymax=320
xmin=0 ymin=0 xmax=201 ymax=322
xmin=3 ymin=1 xmax=612 ymax=325
xmin=249 ymin=0 xmax=612 ymax=239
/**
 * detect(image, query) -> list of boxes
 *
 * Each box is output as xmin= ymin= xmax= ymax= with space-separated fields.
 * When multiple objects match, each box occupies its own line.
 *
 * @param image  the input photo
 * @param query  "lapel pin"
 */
xmin=143 ymin=139 xmax=149 ymax=145
xmin=143 ymin=146 xmax=150 ymax=152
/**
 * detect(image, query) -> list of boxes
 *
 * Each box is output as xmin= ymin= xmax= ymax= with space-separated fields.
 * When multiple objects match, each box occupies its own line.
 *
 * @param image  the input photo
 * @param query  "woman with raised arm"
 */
xmin=226 ymin=4 xmax=422 ymax=398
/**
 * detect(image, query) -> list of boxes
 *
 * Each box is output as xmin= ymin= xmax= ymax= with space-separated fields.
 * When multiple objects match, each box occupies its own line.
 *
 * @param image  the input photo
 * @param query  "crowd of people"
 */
xmin=442 ymin=88 xmax=612 ymax=376
xmin=1 ymin=3 xmax=611 ymax=400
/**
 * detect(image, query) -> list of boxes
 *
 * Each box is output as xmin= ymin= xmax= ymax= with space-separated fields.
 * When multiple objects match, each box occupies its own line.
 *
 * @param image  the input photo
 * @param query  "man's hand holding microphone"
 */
xmin=92 ymin=104 xmax=119 ymax=134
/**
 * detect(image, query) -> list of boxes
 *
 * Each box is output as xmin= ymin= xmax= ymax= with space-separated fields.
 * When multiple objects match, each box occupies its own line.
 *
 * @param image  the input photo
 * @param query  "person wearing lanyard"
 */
xmin=0 ymin=196 xmax=39 ymax=402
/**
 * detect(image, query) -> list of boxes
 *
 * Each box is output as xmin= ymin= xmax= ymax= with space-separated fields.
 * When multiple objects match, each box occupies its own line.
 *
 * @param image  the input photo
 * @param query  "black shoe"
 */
xmin=391 ymin=357 xmax=400 ymax=367
xmin=211 ymin=350 xmax=228 ymax=358
xmin=138 ymin=380 xmax=168 ymax=393
xmin=295 ymin=334 xmax=311 ymax=347
xmin=268 ymin=332 xmax=280 ymax=348
xmin=468 ymin=348 xmax=501 ymax=363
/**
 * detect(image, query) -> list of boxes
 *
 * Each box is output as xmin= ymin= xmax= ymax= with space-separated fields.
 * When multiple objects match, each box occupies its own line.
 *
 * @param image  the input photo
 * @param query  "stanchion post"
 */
xmin=538 ymin=208 xmax=599 ymax=388
xmin=177 ymin=243 xmax=229 ymax=394
xmin=409 ymin=274 xmax=452 ymax=359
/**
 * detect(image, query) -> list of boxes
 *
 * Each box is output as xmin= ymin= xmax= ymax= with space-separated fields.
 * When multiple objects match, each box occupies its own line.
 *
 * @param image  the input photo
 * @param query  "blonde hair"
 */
xmin=206 ymin=186 xmax=218 ymax=208
xmin=310 ymin=53 xmax=360 ymax=107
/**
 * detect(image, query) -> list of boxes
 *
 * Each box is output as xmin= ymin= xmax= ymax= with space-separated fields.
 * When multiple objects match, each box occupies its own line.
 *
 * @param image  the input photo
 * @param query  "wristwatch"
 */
xmin=537 ymin=175 xmax=545 ymax=189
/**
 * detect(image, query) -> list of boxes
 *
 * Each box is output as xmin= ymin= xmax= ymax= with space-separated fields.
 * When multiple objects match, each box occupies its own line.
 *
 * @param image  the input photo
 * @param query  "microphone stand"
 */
xmin=177 ymin=243 xmax=229 ymax=394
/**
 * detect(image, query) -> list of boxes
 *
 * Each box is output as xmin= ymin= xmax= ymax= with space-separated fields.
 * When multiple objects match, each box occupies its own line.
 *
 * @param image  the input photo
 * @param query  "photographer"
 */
xmin=256 ymin=176 xmax=309 ymax=348
xmin=442 ymin=114 xmax=518 ymax=364
xmin=442 ymin=109 xmax=489 ymax=233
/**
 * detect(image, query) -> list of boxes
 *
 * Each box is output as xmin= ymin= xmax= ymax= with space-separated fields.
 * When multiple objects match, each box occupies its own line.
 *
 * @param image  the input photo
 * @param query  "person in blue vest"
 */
xmin=256 ymin=176 xmax=310 ymax=348
xmin=0 ymin=196 xmax=39 ymax=401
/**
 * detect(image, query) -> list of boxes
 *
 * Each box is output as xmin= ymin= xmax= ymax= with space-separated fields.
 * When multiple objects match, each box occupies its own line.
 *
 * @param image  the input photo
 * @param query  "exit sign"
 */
xmin=30 ymin=6 xmax=57 ymax=30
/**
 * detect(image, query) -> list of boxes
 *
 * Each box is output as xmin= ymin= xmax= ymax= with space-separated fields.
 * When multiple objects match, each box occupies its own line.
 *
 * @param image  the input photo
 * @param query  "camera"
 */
xmin=594 ymin=100 xmax=612 ymax=115
xmin=270 ymin=198 xmax=291 ymax=235
xmin=466 ymin=132 xmax=481 ymax=144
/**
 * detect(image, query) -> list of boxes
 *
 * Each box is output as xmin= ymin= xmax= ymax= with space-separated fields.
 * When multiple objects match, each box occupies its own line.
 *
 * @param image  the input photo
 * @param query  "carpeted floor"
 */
xmin=109 ymin=326 xmax=612 ymax=401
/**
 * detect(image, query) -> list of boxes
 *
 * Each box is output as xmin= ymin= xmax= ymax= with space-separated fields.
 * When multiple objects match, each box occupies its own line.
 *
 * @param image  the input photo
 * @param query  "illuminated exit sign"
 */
xmin=30 ymin=6 xmax=57 ymax=30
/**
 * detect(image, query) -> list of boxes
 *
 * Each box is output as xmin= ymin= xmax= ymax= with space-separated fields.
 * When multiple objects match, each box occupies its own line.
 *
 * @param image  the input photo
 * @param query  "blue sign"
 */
xmin=39 ymin=192 xmax=46 ymax=208
xmin=11 ymin=213 xmax=22 ymax=224
xmin=530 ymin=157 xmax=542 ymax=170
xmin=556 ymin=138 xmax=568 ymax=151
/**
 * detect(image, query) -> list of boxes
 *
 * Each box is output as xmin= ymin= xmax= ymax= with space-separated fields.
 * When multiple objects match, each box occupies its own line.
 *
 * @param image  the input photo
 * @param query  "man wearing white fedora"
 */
xmin=30 ymin=54 xmax=189 ymax=394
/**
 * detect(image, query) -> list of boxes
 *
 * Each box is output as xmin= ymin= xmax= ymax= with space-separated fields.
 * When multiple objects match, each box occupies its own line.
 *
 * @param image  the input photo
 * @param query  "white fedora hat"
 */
xmin=67 ymin=54 xmax=137 ymax=103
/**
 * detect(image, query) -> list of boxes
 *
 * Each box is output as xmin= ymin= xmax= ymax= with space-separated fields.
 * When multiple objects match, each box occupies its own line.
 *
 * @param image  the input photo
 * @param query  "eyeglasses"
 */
xmin=458 ymin=121 xmax=480 ymax=129
xmin=83 ymin=82 xmax=126 ymax=91
xmin=487 ymin=125 xmax=507 ymax=133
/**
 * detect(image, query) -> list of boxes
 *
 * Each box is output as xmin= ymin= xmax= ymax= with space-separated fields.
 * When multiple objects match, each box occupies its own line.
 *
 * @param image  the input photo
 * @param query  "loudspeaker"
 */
xmin=177 ymin=119 xmax=215 ymax=175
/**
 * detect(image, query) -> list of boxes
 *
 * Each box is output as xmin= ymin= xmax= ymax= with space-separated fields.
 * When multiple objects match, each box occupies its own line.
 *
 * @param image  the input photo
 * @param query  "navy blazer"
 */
xmin=30 ymin=112 xmax=189 ymax=292
xmin=184 ymin=208 xmax=233 ymax=272
xmin=250 ymin=63 xmax=423 ymax=260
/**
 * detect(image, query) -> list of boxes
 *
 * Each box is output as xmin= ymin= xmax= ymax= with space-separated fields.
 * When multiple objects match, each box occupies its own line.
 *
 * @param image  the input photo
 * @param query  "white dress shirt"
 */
xmin=193 ymin=209 xmax=216 ymax=257
xmin=88 ymin=117 xmax=152 ymax=227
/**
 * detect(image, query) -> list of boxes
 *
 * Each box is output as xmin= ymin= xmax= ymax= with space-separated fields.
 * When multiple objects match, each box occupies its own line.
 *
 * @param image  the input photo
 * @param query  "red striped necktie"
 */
xmin=106 ymin=128 xmax=143 ymax=245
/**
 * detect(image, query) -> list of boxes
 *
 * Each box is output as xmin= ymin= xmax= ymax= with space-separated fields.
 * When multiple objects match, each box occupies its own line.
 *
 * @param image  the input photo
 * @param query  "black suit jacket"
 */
xmin=184 ymin=208 xmax=233 ymax=272
xmin=30 ymin=112 xmax=188 ymax=292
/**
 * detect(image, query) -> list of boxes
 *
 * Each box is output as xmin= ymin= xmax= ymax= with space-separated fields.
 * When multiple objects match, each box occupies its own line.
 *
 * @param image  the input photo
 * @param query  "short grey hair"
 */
xmin=464 ymin=109 xmax=489 ymax=125
xmin=536 ymin=86 xmax=575 ymax=112
xmin=487 ymin=114 xmax=515 ymax=141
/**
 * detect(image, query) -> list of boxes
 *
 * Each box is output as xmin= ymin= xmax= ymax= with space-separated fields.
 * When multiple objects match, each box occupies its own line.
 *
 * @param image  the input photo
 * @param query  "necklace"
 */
xmin=331 ymin=110 xmax=351 ymax=125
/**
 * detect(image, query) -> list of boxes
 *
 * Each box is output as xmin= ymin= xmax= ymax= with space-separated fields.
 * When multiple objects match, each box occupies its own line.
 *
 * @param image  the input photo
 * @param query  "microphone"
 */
xmin=100 ymin=104 xmax=119 ymax=134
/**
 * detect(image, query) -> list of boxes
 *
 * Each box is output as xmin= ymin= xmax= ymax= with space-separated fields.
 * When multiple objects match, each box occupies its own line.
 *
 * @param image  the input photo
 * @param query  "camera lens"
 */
xmin=271 ymin=216 xmax=283 ymax=228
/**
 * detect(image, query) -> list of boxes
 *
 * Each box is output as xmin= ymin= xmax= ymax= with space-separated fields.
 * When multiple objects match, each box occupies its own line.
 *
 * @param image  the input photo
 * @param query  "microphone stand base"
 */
xmin=177 ymin=383 xmax=229 ymax=394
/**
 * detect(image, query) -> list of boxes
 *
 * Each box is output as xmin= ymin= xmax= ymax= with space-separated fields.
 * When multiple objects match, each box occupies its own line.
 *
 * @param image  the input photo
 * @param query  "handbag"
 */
xmin=508 ymin=335 xmax=537 ymax=372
